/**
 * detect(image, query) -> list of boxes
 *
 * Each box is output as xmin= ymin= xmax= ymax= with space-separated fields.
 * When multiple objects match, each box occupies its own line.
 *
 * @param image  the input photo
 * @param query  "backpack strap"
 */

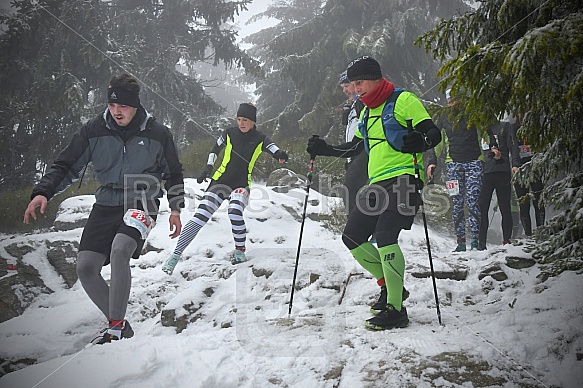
xmin=358 ymin=88 xmax=405 ymax=153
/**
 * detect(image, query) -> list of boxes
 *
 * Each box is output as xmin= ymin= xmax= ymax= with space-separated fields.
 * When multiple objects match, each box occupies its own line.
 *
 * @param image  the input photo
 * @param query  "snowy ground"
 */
xmin=0 ymin=179 xmax=581 ymax=387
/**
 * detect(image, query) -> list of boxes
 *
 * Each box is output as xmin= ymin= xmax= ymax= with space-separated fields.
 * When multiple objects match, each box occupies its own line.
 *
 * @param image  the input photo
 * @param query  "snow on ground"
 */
xmin=0 ymin=179 xmax=581 ymax=387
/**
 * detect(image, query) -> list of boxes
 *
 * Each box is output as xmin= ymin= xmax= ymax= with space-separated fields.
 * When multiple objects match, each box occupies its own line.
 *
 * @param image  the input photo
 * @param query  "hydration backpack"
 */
xmin=358 ymin=88 xmax=407 ymax=153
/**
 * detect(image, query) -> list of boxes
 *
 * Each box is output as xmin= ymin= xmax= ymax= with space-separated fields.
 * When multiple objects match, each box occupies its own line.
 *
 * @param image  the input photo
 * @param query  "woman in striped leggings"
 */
xmin=162 ymin=103 xmax=288 ymax=274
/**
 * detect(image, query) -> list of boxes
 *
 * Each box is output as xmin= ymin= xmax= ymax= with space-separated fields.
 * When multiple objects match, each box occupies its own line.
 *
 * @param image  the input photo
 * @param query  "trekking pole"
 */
xmin=489 ymin=202 xmax=498 ymax=227
xmin=289 ymin=136 xmax=318 ymax=315
xmin=406 ymin=119 xmax=442 ymax=325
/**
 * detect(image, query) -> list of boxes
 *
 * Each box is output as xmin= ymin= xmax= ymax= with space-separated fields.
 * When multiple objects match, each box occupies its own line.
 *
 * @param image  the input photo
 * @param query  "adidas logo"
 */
xmin=110 ymin=92 xmax=117 ymax=99
xmin=138 ymin=140 xmax=144 ymax=145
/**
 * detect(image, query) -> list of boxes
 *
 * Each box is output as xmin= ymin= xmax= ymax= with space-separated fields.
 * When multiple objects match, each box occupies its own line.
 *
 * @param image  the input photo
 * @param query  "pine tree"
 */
xmin=0 ymin=0 xmax=109 ymax=190
xmin=0 ymin=0 xmax=261 ymax=191
xmin=416 ymin=0 xmax=583 ymax=273
xmin=245 ymin=0 xmax=469 ymax=141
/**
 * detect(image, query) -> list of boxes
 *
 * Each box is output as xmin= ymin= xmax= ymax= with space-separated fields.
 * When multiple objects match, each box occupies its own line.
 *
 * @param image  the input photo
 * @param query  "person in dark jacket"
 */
xmin=23 ymin=73 xmax=185 ymax=344
xmin=477 ymin=122 xmax=515 ymax=250
xmin=339 ymin=71 xmax=367 ymax=214
xmin=425 ymin=89 xmax=485 ymax=252
xmin=509 ymin=116 xmax=546 ymax=236
xmin=162 ymin=103 xmax=289 ymax=274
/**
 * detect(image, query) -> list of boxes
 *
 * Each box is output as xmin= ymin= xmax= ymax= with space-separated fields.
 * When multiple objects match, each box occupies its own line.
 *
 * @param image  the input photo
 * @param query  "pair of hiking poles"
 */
xmin=289 ymin=124 xmax=443 ymax=326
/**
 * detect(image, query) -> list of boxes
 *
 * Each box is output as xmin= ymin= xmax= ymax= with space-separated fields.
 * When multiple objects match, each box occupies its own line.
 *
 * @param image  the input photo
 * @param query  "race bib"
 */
xmin=446 ymin=180 xmax=460 ymax=196
xmin=519 ymin=144 xmax=532 ymax=159
xmin=230 ymin=187 xmax=249 ymax=206
xmin=123 ymin=209 xmax=155 ymax=240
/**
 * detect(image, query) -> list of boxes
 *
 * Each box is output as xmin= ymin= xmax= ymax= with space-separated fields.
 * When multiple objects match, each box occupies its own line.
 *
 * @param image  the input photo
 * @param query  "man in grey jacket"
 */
xmin=23 ymin=73 xmax=184 ymax=344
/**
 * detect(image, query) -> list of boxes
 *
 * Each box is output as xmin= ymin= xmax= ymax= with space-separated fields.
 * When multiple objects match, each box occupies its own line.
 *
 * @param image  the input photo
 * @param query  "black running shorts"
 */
xmin=79 ymin=204 xmax=155 ymax=265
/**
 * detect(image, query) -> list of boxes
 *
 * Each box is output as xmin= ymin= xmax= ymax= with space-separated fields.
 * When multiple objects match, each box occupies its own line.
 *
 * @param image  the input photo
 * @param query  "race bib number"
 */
xmin=230 ymin=188 xmax=249 ymax=206
xmin=519 ymin=144 xmax=532 ymax=159
xmin=446 ymin=180 xmax=460 ymax=196
xmin=123 ymin=209 xmax=155 ymax=240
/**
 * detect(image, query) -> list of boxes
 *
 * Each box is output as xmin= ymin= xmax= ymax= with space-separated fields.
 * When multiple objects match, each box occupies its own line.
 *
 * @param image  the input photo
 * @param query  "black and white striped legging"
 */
xmin=173 ymin=184 xmax=249 ymax=255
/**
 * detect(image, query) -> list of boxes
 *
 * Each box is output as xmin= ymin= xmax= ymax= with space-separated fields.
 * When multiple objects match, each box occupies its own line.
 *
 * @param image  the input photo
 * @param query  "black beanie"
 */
xmin=346 ymin=56 xmax=382 ymax=81
xmin=107 ymin=86 xmax=140 ymax=108
xmin=339 ymin=71 xmax=349 ymax=85
xmin=237 ymin=103 xmax=257 ymax=122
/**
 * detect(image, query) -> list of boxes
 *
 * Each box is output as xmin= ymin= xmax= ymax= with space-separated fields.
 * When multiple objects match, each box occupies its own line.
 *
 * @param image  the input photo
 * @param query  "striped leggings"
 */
xmin=173 ymin=184 xmax=249 ymax=255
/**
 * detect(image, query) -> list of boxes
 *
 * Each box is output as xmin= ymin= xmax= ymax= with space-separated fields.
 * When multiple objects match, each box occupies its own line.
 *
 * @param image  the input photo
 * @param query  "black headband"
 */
xmin=107 ymin=87 xmax=140 ymax=108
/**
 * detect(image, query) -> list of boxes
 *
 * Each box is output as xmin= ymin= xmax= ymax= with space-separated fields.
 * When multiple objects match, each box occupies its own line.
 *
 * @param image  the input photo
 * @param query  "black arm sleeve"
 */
xmin=415 ymin=119 xmax=442 ymax=150
xmin=328 ymin=137 xmax=364 ymax=158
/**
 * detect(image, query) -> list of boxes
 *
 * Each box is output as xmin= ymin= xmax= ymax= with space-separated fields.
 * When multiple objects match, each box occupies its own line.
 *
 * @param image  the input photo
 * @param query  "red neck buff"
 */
xmin=360 ymin=78 xmax=395 ymax=109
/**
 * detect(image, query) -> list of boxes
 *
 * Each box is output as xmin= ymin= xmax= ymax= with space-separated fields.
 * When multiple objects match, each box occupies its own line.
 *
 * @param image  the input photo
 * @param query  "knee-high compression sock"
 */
xmin=378 ymin=244 xmax=405 ymax=311
xmin=76 ymin=250 xmax=109 ymax=318
xmin=109 ymin=233 xmax=137 ymax=322
xmin=349 ymin=242 xmax=384 ymax=281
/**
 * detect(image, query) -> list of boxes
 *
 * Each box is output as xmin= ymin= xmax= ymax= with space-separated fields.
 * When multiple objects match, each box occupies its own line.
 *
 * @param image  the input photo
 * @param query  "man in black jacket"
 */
xmin=23 ymin=73 xmax=185 ymax=344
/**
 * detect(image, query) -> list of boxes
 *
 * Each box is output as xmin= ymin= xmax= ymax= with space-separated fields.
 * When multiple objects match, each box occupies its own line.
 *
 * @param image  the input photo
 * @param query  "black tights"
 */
xmin=479 ymin=171 xmax=513 ymax=244
xmin=514 ymin=179 xmax=545 ymax=236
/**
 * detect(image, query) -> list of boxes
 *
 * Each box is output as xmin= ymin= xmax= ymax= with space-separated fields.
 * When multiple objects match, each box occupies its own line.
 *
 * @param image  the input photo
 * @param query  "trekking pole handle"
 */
xmin=406 ymin=118 xmax=414 ymax=133
xmin=309 ymin=134 xmax=319 ymax=161
xmin=405 ymin=118 xmax=419 ymax=167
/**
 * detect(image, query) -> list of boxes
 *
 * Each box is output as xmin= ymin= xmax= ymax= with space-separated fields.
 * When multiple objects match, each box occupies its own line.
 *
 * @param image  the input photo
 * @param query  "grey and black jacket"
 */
xmin=32 ymin=107 xmax=184 ymax=211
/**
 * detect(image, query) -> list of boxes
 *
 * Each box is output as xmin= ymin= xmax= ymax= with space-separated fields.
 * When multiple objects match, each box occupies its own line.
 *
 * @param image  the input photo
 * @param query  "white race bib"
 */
xmin=519 ymin=144 xmax=532 ymax=159
xmin=123 ymin=209 xmax=155 ymax=240
xmin=446 ymin=180 xmax=460 ymax=196
xmin=230 ymin=188 xmax=250 ymax=206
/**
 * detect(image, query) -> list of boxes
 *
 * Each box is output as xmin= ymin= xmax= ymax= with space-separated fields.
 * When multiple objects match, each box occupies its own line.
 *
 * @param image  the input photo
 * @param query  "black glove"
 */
xmin=401 ymin=131 xmax=429 ymax=154
xmin=306 ymin=136 xmax=331 ymax=157
xmin=196 ymin=164 xmax=213 ymax=183
xmin=273 ymin=149 xmax=289 ymax=162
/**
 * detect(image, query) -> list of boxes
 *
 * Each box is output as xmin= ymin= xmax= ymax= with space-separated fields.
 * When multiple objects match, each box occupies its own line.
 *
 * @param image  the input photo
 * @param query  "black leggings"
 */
xmin=342 ymin=152 xmax=369 ymax=215
xmin=479 ymin=171 xmax=513 ymax=244
xmin=514 ymin=179 xmax=545 ymax=236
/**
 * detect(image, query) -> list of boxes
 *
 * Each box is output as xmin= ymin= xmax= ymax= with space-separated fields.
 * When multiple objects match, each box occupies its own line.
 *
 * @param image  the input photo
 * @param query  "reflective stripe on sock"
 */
xmin=349 ymin=242 xmax=384 ymax=281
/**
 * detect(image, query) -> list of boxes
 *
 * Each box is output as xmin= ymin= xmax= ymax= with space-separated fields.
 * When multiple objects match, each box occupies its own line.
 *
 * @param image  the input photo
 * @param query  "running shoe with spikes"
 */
xmin=365 ymin=305 xmax=409 ymax=331
xmin=370 ymin=285 xmax=410 ymax=315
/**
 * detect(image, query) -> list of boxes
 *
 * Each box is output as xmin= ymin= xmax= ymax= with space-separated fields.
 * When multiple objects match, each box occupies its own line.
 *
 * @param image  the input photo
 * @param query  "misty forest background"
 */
xmin=0 ymin=0 xmax=581 ymax=278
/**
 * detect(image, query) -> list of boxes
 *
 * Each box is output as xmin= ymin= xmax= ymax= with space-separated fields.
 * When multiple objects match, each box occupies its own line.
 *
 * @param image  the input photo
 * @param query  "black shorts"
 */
xmin=79 ymin=204 xmax=156 ymax=265
xmin=343 ymin=175 xmax=422 ymax=249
